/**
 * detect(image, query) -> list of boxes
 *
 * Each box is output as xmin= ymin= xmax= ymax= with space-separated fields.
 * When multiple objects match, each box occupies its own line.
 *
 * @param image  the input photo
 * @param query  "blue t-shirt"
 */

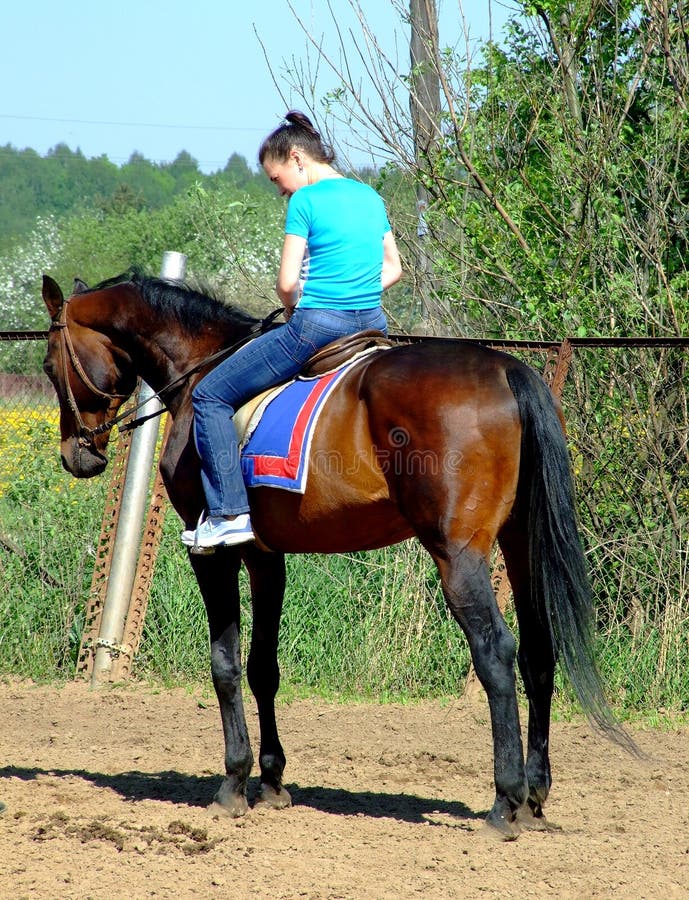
xmin=284 ymin=177 xmax=392 ymax=310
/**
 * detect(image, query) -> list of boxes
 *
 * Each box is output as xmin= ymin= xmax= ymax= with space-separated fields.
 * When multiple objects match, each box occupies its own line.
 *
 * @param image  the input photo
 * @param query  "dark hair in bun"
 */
xmin=258 ymin=110 xmax=335 ymax=165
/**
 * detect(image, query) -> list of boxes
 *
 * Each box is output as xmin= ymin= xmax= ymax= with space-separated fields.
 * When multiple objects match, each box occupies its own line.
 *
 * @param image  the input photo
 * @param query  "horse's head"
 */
xmin=42 ymin=275 xmax=138 ymax=478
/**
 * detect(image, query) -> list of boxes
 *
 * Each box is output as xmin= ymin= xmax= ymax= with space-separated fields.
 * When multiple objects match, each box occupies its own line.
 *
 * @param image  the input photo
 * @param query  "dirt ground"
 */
xmin=0 ymin=682 xmax=687 ymax=899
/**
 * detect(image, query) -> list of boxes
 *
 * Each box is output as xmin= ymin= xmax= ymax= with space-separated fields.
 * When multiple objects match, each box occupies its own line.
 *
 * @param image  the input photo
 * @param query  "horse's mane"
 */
xmin=85 ymin=268 xmax=261 ymax=335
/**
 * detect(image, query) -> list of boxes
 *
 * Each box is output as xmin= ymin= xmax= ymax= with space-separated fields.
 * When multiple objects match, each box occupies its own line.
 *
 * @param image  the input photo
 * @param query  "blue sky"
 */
xmin=1 ymin=1 xmax=515 ymax=173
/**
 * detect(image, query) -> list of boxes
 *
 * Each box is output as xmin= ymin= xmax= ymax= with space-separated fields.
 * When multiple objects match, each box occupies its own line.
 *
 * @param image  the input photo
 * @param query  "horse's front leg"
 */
xmin=243 ymin=545 xmax=291 ymax=810
xmin=189 ymin=548 xmax=253 ymax=817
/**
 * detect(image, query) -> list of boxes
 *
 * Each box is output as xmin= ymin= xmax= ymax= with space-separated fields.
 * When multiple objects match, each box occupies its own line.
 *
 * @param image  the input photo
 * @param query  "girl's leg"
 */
xmin=191 ymin=307 xmax=388 ymax=518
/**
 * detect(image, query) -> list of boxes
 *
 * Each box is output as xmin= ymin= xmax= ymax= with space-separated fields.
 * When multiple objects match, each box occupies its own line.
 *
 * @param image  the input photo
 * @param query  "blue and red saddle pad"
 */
xmin=239 ymin=360 xmax=354 ymax=494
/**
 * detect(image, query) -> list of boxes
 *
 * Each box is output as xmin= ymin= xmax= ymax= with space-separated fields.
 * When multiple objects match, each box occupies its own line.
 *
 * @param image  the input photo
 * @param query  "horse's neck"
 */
xmin=107 ymin=295 xmax=244 ymax=396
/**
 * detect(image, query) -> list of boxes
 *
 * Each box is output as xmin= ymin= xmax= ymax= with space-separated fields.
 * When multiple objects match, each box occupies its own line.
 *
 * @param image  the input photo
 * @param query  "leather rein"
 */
xmin=51 ymin=296 xmax=284 ymax=448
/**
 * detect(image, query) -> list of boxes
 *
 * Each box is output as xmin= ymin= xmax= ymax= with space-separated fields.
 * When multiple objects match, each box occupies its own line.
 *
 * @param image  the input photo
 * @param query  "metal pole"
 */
xmin=91 ymin=252 xmax=187 ymax=687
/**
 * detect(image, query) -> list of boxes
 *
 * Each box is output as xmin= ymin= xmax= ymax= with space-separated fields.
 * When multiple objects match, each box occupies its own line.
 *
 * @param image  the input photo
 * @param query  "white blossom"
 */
xmin=0 ymin=216 xmax=63 ymax=329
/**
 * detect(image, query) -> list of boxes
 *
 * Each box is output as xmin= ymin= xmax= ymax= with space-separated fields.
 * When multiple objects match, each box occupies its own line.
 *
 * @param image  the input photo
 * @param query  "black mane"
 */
xmin=86 ymin=268 xmax=261 ymax=335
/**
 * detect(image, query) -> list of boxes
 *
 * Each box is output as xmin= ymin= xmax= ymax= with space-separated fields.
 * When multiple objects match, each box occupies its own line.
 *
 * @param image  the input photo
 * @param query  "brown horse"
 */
xmin=41 ymin=270 xmax=628 ymax=839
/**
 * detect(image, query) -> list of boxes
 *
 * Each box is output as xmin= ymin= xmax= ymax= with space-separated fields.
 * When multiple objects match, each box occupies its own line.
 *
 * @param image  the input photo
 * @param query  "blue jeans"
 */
xmin=192 ymin=306 xmax=388 ymax=516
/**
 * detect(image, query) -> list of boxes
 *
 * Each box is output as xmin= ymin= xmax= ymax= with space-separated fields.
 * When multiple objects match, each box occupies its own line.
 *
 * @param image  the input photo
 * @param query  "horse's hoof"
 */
xmin=479 ymin=819 xmax=520 ymax=841
xmin=481 ymin=810 xmax=520 ymax=841
xmin=254 ymin=783 xmax=292 ymax=810
xmin=515 ymin=804 xmax=549 ymax=831
xmin=207 ymin=796 xmax=249 ymax=819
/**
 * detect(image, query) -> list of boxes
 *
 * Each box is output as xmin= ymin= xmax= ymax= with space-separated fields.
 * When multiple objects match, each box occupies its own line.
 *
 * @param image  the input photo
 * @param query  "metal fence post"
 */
xmin=90 ymin=252 xmax=187 ymax=687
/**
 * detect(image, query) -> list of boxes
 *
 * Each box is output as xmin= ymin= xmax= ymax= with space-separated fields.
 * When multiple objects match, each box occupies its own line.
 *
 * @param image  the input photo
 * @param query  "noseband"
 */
xmin=51 ymin=296 xmax=132 ymax=449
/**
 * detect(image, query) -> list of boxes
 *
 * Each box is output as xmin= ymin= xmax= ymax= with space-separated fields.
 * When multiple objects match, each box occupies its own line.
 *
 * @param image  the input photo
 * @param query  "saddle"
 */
xmin=234 ymin=330 xmax=392 ymax=444
xmin=300 ymin=329 xmax=392 ymax=377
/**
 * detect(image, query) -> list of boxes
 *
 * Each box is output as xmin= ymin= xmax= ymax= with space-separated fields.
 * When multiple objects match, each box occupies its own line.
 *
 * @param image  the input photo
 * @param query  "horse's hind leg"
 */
xmin=189 ymin=549 xmax=253 ymax=817
xmin=244 ymin=547 xmax=291 ymax=810
xmin=500 ymin=524 xmax=555 ymax=820
xmin=433 ymin=547 xmax=528 ymax=838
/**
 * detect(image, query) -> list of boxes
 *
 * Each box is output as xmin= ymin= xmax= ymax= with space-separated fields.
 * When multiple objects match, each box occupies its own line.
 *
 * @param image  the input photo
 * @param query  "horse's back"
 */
xmin=361 ymin=338 xmax=521 ymax=395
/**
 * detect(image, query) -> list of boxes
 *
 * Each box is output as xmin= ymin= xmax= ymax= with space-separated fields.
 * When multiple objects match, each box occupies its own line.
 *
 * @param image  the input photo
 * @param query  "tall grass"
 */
xmin=0 ymin=400 xmax=107 ymax=678
xmin=137 ymin=519 xmax=472 ymax=698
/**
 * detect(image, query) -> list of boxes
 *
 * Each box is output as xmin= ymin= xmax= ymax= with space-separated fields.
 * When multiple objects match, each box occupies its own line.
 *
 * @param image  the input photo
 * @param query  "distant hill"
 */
xmin=0 ymin=143 xmax=266 ymax=249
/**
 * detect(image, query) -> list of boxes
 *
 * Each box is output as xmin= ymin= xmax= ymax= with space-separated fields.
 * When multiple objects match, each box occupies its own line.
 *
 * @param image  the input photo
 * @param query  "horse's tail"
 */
xmin=505 ymin=363 xmax=636 ymax=753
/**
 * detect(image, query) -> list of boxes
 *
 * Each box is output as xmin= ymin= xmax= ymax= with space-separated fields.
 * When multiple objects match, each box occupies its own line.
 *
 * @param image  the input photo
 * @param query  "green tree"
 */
xmin=281 ymin=0 xmax=688 ymax=340
xmin=223 ymin=152 xmax=255 ymax=188
xmin=0 ymin=143 xmax=276 ymax=251
xmin=164 ymin=150 xmax=201 ymax=195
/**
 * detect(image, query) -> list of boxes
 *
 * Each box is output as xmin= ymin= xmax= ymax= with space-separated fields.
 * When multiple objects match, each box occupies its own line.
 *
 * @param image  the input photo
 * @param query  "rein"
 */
xmin=52 ymin=296 xmax=130 ymax=447
xmin=52 ymin=298 xmax=285 ymax=446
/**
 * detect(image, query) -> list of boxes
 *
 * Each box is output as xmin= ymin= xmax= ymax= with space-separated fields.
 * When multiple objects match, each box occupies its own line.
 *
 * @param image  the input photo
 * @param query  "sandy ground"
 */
xmin=0 ymin=681 xmax=687 ymax=899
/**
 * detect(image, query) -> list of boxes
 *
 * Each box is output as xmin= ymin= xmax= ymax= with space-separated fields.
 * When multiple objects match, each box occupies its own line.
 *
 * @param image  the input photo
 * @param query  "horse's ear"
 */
xmin=42 ymin=274 xmax=64 ymax=320
xmin=73 ymin=277 xmax=89 ymax=294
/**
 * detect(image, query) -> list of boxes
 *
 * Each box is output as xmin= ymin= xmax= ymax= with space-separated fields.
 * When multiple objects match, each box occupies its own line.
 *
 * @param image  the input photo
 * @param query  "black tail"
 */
xmin=506 ymin=364 xmax=637 ymax=753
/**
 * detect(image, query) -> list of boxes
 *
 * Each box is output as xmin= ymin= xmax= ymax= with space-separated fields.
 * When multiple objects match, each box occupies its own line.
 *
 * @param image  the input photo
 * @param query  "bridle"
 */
xmin=51 ymin=294 xmax=133 ymax=449
xmin=50 ymin=296 xmax=285 ymax=448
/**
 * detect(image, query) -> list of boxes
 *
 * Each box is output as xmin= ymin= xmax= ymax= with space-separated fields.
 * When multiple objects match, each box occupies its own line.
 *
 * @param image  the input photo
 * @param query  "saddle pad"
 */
xmin=239 ymin=364 xmax=353 ymax=493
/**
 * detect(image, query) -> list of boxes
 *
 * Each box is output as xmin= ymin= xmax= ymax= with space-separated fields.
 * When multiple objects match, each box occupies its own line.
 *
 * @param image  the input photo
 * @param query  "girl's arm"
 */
xmin=276 ymin=233 xmax=307 ymax=315
xmin=382 ymin=231 xmax=402 ymax=290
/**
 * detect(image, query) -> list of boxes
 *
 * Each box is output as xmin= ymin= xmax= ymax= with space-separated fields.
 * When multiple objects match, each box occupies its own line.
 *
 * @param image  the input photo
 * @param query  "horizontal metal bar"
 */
xmin=2 ymin=330 xmax=688 ymax=350
xmin=389 ymin=334 xmax=689 ymax=350
xmin=0 ymin=331 xmax=51 ymax=341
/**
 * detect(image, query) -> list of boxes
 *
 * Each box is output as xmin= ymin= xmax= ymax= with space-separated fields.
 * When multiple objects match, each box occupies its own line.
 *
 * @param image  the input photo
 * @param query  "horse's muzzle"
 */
xmin=61 ymin=438 xmax=108 ymax=478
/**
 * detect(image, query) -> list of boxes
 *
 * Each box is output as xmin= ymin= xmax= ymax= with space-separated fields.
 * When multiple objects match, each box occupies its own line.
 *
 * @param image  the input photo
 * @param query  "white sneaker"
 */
xmin=181 ymin=513 xmax=254 ymax=552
